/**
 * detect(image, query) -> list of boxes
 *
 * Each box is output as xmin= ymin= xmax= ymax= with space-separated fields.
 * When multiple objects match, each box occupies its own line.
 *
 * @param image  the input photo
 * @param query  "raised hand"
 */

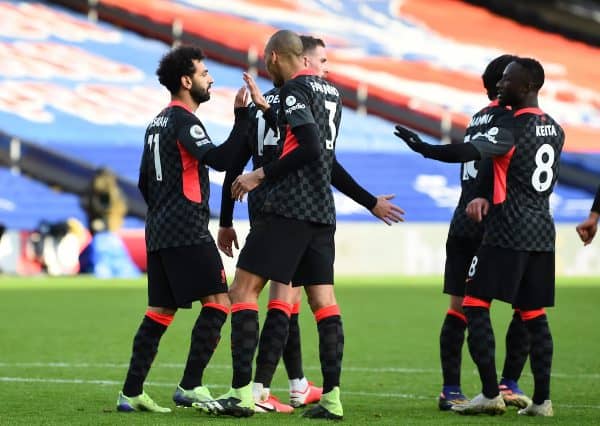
xmin=234 ymin=85 xmax=249 ymax=108
xmin=243 ymin=72 xmax=269 ymax=111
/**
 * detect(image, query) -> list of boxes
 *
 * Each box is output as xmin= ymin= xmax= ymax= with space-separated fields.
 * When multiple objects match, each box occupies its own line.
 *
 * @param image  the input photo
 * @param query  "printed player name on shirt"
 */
xmin=468 ymin=113 xmax=493 ymax=127
xmin=308 ymin=81 xmax=340 ymax=96
xmin=536 ymin=125 xmax=558 ymax=137
xmin=264 ymin=93 xmax=279 ymax=104
xmin=149 ymin=116 xmax=169 ymax=128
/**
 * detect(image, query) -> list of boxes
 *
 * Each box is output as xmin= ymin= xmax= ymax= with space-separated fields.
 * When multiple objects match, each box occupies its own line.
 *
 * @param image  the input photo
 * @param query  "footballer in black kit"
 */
xmin=438 ymin=55 xmax=532 ymax=413
xmin=196 ymin=30 xmax=353 ymax=420
xmin=396 ymin=57 xmax=563 ymax=416
xmin=443 ymin=100 xmax=508 ymax=296
xmin=216 ymin=36 xmax=403 ymax=414
xmin=141 ymin=99 xmax=248 ymax=305
xmin=219 ymin=87 xmax=280 ymax=228
xmin=117 ymin=46 xmax=249 ymax=414
xmin=237 ymin=69 xmax=341 ymax=285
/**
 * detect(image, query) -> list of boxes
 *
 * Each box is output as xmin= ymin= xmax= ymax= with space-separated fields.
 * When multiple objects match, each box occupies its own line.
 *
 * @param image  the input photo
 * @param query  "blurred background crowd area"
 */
xmin=0 ymin=0 xmax=598 ymax=277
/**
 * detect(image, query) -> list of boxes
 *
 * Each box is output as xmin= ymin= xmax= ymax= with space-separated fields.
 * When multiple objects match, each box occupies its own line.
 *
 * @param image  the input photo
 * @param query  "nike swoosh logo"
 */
xmin=255 ymin=402 xmax=275 ymax=412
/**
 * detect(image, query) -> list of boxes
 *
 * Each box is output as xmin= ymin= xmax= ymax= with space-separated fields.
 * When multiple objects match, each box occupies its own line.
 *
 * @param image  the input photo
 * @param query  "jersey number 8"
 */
xmin=531 ymin=144 xmax=554 ymax=192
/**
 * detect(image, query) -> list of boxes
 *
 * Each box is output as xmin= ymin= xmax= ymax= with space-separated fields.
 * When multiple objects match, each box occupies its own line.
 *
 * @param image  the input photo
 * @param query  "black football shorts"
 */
xmin=443 ymin=235 xmax=482 ymax=297
xmin=237 ymin=214 xmax=335 ymax=286
xmin=464 ymin=244 xmax=555 ymax=310
xmin=147 ymin=242 xmax=228 ymax=309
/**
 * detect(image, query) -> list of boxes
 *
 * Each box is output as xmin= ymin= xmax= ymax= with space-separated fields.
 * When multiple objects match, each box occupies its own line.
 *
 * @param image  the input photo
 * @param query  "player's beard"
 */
xmin=190 ymin=82 xmax=210 ymax=104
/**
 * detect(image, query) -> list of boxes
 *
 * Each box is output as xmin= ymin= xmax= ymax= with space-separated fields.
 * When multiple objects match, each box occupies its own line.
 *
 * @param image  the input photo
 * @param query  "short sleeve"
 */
xmin=176 ymin=113 xmax=216 ymax=162
xmin=280 ymin=80 xmax=314 ymax=129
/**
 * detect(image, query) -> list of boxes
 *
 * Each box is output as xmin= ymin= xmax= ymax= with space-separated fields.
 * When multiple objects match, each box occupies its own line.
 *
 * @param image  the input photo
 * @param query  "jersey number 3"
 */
xmin=324 ymin=100 xmax=337 ymax=150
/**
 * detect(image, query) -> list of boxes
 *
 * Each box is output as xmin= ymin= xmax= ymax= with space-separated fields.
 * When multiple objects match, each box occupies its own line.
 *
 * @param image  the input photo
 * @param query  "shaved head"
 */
xmin=265 ymin=30 xmax=303 ymax=59
xmin=264 ymin=29 xmax=304 ymax=86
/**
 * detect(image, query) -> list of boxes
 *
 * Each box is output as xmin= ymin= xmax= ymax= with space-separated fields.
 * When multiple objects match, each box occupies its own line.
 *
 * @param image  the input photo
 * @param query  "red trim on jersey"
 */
xmin=231 ymin=302 xmax=259 ymax=313
xmin=268 ymin=299 xmax=293 ymax=317
xmin=291 ymin=69 xmax=317 ymax=79
xmin=492 ymin=146 xmax=516 ymax=204
xmin=447 ymin=309 xmax=467 ymax=323
xmin=291 ymin=302 xmax=301 ymax=314
xmin=488 ymin=99 xmax=500 ymax=107
xmin=462 ymin=296 xmax=491 ymax=309
xmin=519 ymin=308 xmax=546 ymax=321
xmin=176 ymin=141 xmax=202 ymax=203
xmin=203 ymin=302 xmax=230 ymax=315
xmin=314 ymin=304 xmax=341 ymax=322
xmin=168 ymin=100 xmax=193 ymax=113
xmin=514 ymin=107 xmax=544 ymax=117
xmin=145 ymin=310 xmax=174 ymax=326
xmin=280 ymin=125 xmax=299 ymax=158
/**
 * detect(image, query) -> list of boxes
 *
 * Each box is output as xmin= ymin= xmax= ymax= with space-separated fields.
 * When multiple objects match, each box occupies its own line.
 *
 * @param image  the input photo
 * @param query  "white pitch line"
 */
xmin=1 ymin=376 xmax=599 ymax=410
xmin=0 ymin=376 xmax=427 ymax=400
xmin=0 ymin=362 xmax=598 ymax=379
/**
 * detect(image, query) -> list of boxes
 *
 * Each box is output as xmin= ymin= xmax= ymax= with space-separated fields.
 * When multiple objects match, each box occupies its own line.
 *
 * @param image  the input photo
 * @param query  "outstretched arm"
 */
xmin=394 ymin=124 xmax=514 ymax=163
xmin=176 ymin=86 xmax=249 ymax=172
xmin=202 ymin=87 xmax=250 ymax=171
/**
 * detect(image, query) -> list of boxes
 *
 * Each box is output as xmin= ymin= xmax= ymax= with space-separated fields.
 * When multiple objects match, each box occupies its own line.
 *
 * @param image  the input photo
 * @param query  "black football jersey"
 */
xmin=448 ymin=103 xmax=511 ymax=239
xmin=262 ymin=71 xmax=342 ymax=225
xmin=246 ymin=87 xmax=281 ymax=222
xmin=139 ymin=101 xmax=217 ymax=251
xmin=471 ymin=108 xmax=565 ymax=251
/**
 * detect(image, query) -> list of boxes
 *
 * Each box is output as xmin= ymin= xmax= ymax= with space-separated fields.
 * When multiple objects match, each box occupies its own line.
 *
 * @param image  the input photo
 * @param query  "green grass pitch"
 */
xmin=1 ymin=275 xmax=599 ymax=425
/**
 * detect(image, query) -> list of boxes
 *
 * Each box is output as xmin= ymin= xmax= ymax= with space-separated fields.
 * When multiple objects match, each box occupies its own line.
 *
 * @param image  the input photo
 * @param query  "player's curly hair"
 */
xmin=156 ymin=46 xmax=206 ymax=94
xmin=482 ymin=54 xmax=518 ymax=100
xmin=513 ymin=57 xmax=545 ymax=91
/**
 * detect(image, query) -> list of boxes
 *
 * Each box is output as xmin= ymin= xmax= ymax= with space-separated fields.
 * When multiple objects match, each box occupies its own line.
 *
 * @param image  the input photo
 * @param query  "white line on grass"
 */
xmin=0 ymin=362 xmax=598 ymax=380
xmin=0 ymin=376 xmax=427 ymax=400
xmin=1 ymin=376 xmax=598 ymax=410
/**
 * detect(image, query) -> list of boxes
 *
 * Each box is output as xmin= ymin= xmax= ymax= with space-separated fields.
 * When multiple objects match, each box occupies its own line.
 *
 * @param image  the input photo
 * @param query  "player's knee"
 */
xmin=229 ymin=284 xmax=256 ymax=304
xmin=449 ymin=295 xmax=464 ymax=313
xmin=147 ymin=306 xmax=177 ymax=316
xmin=291 ymin=287 xmax=302 ymax=305
xmin=229 ymin=275 xmax=264 ymax=304
xmin=201 ymin=293 xmax=231 ymax=310
xmin=268 ymin=280 xmax=294 ymax=302
xmin=305 ymin=285 xmax=336 ymax=312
